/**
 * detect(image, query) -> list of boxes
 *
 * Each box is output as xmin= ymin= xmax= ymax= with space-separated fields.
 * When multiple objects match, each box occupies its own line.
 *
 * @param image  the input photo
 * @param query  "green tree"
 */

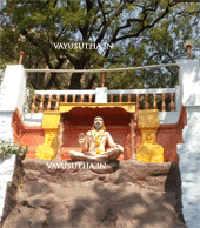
xmin=0 ymin=0 xmax=200 ymax=89
xmin=104 ymin=1 xmax=200 ymax=89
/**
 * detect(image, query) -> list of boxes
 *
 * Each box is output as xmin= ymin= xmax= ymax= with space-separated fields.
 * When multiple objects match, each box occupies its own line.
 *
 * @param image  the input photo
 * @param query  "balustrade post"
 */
xmin=171 ymin=93 xmax=175 ymax=112
xmin=81 ymin=94 xmax=84 ymax=102
xmin=145 ymin=94 xmax=148 ymax=109
xmin=153 ymin=94 xmax=156 ymax=109
xmin=73 ymin=94 xmax=75 ymax=102
xmin=39 ymin=94 xmax=45 ymax=112
xmin=47 ymin=95 xmax=52 ymax=110
xmin=60 ymin=114 xmax=65 ymax=149
xmin=111 ymin=94 xmax=113 ymax=102
xmin=135 ymin=94 xmax=140 ymax=122
xmin=89 ymin=94 xmax=92 ymax=102
xmin=55 ymin=95 xmax=60 ymax=110
xmin=162 ymin=93 xmax=166 ymax=112
xmin=65 ymin=94 xmax=68 ymax=103
xmin=136 ymin=94 xmax=139 ymax=111
xmin=128 ymin=94 xmax=131 ymax=102
xmin=119 ymin=94 xmax=122 ymax=102
xmin=31 ymin=95 xmax=36 ymax=113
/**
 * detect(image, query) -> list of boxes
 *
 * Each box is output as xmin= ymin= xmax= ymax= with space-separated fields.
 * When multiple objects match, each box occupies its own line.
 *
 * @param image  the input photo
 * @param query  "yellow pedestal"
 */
xmin=136 ymin=110 xmax=164 ymax=163
xmin=35 ymin=111 xmax=60 ymax=160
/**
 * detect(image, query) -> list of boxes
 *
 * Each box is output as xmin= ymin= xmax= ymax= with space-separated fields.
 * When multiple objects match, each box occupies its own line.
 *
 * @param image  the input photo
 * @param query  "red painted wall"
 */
xmin=12 ymin=106 xmax=187 ymax=161
xmin=12 ymin=108 xmax=45 ymax=159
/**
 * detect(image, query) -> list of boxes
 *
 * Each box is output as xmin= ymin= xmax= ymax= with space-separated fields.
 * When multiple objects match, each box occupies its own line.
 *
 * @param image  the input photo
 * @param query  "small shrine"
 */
xmin=35 ymin=102 xmax=135 ymax=161
xmin=35 ymin=102 xmax=166 ymax=162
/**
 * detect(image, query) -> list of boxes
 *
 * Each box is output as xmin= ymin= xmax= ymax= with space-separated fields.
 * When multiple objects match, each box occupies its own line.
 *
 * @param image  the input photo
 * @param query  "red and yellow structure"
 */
xmin=135 ymin=109 xmax=164 ymax=162
xmin=11 ymin=103 xmax=187 ymax=162
xmin=35 ymin=111 xmax=60 ymax=160
xmin=36 ymin=102 xmax=135 ymax=160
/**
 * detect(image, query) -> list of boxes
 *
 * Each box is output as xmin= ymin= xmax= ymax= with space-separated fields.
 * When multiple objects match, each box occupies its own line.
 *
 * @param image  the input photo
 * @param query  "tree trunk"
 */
xmin=46 ymin=73 xmax=60 ymax=89
xmin=68 ymin=73 xmax=82 ymax=89
xmin=84 ymin=75 xmax=96 ymax=89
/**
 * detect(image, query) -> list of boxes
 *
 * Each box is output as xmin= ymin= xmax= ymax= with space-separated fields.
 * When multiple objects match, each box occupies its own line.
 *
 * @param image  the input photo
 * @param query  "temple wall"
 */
xmin=12 ymin=108 xmax=45 ymax=159
xmin=10 ymin=107 xmax=186 ymax=162
xmin=177 ymin=60 xmax=200 ymax=228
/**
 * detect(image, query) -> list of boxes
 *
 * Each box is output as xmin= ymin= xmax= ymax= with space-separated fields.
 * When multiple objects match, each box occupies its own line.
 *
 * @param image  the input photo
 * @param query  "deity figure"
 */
xmin=68 ymin=116 xmax=124 ymax=161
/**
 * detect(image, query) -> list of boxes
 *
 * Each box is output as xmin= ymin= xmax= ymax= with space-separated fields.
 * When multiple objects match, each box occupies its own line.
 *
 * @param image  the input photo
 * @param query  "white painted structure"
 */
xmin=0 ymin=64 xmax=181 ymax=137
xmin=0 ymin=66 xmax=27 ymax=142
xmin=177 ymin=60 xmax=200 ymax=228
xmin=1 ymin=62 xmax=200 ymax=227
xmin=0 ymin=155 xmax=16 ymax=220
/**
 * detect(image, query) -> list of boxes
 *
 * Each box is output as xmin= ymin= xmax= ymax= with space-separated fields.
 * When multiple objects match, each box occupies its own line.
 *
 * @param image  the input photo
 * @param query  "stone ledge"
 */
xmin=1 ymin=158 xmax=186 ymax=228
xmin=21 ymin=159 xmax=174 ymax=192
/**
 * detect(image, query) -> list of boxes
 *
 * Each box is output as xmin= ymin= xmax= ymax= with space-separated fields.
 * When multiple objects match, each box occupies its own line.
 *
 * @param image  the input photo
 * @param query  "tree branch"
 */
xmin=112 ymin=5 xmax=170 ymax=42
xmin=95 ymin=2 xmax=125 ymax=45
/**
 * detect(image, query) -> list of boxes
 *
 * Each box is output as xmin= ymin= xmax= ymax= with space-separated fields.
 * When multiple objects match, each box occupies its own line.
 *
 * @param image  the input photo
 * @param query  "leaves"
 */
xmin=1 ymin=0 xmax=200 ymax=90
xmin=0 ymin=141 xmax=28 ymax=160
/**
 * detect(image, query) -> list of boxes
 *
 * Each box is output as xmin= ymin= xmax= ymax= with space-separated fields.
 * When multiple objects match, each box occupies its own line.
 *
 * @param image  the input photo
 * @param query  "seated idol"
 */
xmin=68 ymin=116 xmax=124 ymax=161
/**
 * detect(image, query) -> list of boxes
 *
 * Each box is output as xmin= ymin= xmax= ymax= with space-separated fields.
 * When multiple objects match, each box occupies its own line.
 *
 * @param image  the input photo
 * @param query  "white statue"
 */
xmin=69 ymin=116 xmax=124 ymax=161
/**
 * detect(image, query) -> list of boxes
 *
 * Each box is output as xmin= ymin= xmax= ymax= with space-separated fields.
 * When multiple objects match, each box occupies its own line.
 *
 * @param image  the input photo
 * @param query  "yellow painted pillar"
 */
xmin=35 ymin=111 xmax=60 ymax=160
xmin=136 ymin=109 xmax=164 ymax=162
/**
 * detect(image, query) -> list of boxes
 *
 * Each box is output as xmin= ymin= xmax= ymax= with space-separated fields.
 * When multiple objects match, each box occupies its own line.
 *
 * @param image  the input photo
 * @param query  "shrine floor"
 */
xmin=1 ymin=159 xmax=187 ymax=228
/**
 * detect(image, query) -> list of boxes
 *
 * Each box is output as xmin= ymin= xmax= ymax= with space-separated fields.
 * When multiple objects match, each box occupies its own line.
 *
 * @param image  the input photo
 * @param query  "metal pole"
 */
xmin=19 ymin=51 xmax=25 ymax=65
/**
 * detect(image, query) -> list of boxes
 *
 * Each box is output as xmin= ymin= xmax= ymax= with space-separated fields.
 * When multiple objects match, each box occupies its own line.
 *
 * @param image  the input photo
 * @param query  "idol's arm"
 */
xmin=107 ymin=133 xmax=117 ymax=148
xmin=79 ymin=133 xmax=88 ymax=152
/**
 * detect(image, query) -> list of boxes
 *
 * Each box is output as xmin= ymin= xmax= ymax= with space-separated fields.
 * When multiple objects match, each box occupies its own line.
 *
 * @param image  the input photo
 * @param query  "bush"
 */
xmin=0 ymin=140 xmax=28 ymax=160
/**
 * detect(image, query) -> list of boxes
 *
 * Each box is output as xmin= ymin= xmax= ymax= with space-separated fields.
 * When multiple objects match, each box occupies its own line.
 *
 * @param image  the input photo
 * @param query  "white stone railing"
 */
xmin=31 ymin=89 xmax=96 ymax=113
xmin=30 ymin=87 xmax=179 ymax=114
xmin=108 ymin=87 xmax=178 ymax=112
xmin=25 ymin=63 xmax=181 ymax=114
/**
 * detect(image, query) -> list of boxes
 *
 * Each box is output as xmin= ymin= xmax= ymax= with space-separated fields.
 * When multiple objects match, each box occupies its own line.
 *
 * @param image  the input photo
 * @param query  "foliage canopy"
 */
xmin=0 ymin=0 xmax=200 ymax=89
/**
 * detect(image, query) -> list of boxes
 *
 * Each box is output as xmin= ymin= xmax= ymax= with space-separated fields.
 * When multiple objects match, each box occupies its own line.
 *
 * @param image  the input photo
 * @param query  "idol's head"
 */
xmin=93 ymin=116 xmax=104 ymax=130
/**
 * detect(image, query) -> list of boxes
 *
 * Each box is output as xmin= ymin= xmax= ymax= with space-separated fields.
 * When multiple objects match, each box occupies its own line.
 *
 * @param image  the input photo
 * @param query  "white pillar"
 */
xmin=0 ymin=65 xmax=27 ymax=142
xmin=95 ymin=87 xmax=107 ymax=103
xmin=178 ymin=60 xmax=200 ymax=228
